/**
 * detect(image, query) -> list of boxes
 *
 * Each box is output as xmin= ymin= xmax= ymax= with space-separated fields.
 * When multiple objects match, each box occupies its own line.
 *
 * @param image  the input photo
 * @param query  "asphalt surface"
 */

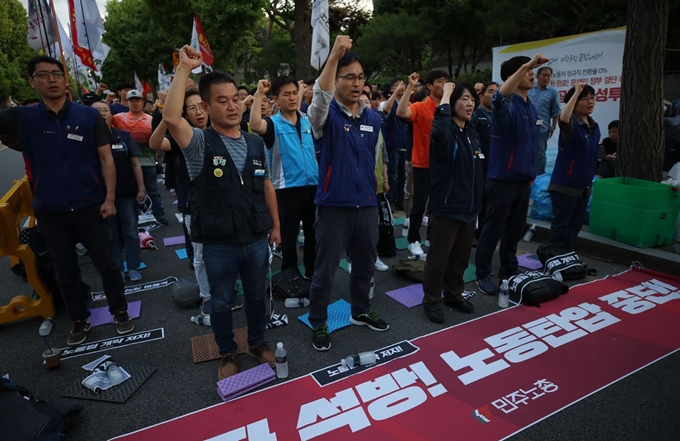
xmin=1 ymin=146 xmax=679 ymax=441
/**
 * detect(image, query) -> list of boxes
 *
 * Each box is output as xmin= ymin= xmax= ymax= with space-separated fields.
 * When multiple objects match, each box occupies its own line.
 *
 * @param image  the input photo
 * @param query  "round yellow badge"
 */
xmin=214 ymin=168 xmax=223 ymax=178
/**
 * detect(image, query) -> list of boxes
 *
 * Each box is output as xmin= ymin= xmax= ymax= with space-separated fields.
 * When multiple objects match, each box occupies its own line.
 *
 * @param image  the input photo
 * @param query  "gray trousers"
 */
xmin=308 ymin=206 xmax=378 ymax=327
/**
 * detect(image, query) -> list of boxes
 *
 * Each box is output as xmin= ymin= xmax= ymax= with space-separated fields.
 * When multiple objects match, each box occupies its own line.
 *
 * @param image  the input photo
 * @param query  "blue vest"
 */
xmin=314 ymin=100 xmax=382 ymax=207
xmin=19 ymin=102 xmax=105 ymax=212
xmin=551 ymin=115 xmax=601 ymax=188
xmin=269 ymin=112 xmax=318 ymax=190
xmin=487 ymin=93 xmax=539 ymax=181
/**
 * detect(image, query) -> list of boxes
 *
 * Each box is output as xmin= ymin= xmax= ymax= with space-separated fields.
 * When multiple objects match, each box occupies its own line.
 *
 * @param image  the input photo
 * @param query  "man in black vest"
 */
xmin=164 ymin=45 xmax=282 ymax=380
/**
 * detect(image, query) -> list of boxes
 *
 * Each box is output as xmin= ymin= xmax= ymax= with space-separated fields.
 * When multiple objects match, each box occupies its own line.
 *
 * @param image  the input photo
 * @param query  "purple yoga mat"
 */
xmin=385 ymin=284 xmax=425 ymax=308
xmin=217 ymin=363 xmax=275 ymax=402
xmin=517 ymin=253 xmax=544 ymax=270
xmin=163 ymin=236 xmax=186 ymax=246
xmin=172 ymin=200 xmax=178 ymax=205
xmin=88 ymin=301 xmax=142 ymax=327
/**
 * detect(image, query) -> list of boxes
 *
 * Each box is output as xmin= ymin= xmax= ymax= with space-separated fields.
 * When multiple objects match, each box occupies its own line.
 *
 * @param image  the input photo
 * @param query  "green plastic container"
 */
xmin=589 ymin=178 xmax=680 ymax=247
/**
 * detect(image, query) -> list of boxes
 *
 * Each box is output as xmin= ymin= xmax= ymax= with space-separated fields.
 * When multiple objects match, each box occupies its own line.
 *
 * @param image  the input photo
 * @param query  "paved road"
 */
xmin=0 ymin=183 xmax=678 ymax=441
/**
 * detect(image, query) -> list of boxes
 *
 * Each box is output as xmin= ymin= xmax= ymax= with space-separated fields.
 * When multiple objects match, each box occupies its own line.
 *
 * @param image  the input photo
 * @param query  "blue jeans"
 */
xmin=142 ymin=166 xmax=166 ymax=222
xmin=203 ymin=237 xmax=269 ymax=354
xmin=109 ymin=198 xmax=141 ymax=271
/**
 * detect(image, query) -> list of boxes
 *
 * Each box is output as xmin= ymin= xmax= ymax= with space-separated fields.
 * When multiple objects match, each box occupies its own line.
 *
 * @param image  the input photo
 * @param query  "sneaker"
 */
xmin=246 ymin=342 xmax=276 ymax=367
xmin=231 ymin=299 xmax=243 ymax=311
xmin=403 ymin=218 xmax=410 ymax=228
xmin=350 ymin=310 xmax=390 ymax=331
xmin=408 ymin=241 xmax=424 ymax=256
xmin=218 ymin=353 xmax=239 ymax=380
xmin=128 ymin=270 xmax=142 ymax=282
xmin=424 ymin=240 xmax=431 ymax=247
xmin=375 ymin=258 xmax=389 ymax=272
xmin=200 ymin=298 xmax=212 ymax=315
xmin=67 ymin=320 xmax=91 ymax=346
xmin=157 ymin=217 xmax=169 ymax=226
xmin=312 ymin=324 xmax=331 ymax=351
xmin=424 ymin=306 xmax=444 ymax=324
xmin=444 ymin=297 xmax=476 ymax=313
xmin=75 ymin=243 xmax=87 ymax=256
xmin=422 ymin=216 xmax=429 ymax=226
xmin=476 ymin=277 xmax=497 ymax=295
xmin=114 ymin=311 xmax=135 ymax=335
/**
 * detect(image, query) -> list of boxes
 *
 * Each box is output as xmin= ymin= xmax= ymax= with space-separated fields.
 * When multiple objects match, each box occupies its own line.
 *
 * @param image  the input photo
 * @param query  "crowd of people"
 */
xmin=0 ymin=34 xmax=617 ymax=381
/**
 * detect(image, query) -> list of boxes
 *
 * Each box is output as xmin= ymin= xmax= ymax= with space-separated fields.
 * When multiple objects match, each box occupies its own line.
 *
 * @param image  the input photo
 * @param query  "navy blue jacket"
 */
xmin=19 ymin=102 xmax=106 ymax=212
xmin=551 ymin=114 xmax=601 ymax=188
xmin=487 ymin=92 xmax=539 ymax=181
xmin=382 ymin=101 xmax=409 ymax=151
xmin=429 ymin=104 xmax=484 ymax=219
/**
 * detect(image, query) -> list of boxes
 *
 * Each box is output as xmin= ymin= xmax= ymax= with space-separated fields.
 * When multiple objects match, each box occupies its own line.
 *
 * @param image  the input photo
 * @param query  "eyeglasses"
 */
xmin=32 ymin=70 xmax=65 ymax=79
xmin=185 ymin=104 xmax=205 ymax=113
xmin=95 ymin=108 xmax=111 ymax=114
xmin=580 ymin=95 xmax=596 ymax=102
xmin=337 ymin=74 xmax=367 ymax=83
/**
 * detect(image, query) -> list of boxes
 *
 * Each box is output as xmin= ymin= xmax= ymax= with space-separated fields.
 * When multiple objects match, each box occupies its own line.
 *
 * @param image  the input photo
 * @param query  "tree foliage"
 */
xmin=0 ymin=0 xmax=38 ymax=106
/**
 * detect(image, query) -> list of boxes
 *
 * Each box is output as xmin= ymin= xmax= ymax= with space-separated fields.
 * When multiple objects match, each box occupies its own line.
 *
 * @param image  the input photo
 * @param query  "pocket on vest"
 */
xmin=201 ymin=208 xmax=234 ymax=237
xmin=253 ymin=204 xmax=272 ymax=233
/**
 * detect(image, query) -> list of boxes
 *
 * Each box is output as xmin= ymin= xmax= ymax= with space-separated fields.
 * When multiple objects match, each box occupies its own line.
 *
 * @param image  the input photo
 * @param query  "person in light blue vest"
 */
xmin=250 ymin=77 xmax=319 ymax=279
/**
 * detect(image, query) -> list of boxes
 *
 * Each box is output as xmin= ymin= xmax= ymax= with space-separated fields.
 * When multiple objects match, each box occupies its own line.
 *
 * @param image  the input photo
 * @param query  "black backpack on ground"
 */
xmin=508 ymin=271 xmax=569 ymax=307
xmin=271 ymin=268 xmax=311 ymax=299
xmin=0 ymin=377 xmax=84 ymax=441
xmin=377 ymin=194 xmax=397 ymax=257
xmin=536 ymin=245 xmax=591 ymax=280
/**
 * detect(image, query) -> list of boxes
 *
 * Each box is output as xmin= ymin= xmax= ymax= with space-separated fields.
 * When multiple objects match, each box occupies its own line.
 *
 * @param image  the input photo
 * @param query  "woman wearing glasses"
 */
xmin=548 ymin=83 xmax=601 ymax=250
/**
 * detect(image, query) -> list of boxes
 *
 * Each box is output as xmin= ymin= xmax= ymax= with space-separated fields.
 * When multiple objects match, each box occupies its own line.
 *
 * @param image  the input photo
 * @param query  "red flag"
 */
xmin=194 ymin=14 xmax=214 ymax=66
xmin=142 ymin=81 xmax=152 ymax=98
xmin=67 ymin=0 xmax=96 ymax=70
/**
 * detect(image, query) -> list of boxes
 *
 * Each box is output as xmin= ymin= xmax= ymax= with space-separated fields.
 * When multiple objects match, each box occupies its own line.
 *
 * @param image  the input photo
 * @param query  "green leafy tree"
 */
xmin=0 ymin=0 xmax=38 ymax=106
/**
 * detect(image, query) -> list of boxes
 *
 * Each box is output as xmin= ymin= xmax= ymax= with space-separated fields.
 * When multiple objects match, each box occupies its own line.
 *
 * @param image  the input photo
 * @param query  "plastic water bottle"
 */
xmin=523 ymin=224 xmax=537 ymax=242
xmin=107 ymin=362 xmax=125 ymax=386
xmin=284 ymin=297 xmax=310 ymax=308
xmin=552 ymin=270 xmax=563 ymax=283
xmin=345 ymin=351 xmax=377 ymax=368
xmin=275 ymin=342 xmax=288 ymax=379
xmin=39 ymin=318 xmax=53 ymax=336
xmin=369 ymin=277 xmax=375 ymax=299
xmin=190 ymin=314 xmax=211 ymax=326
xmin=498 ymin=279 xmax=510 ymax=308
xmin=297 ymin=229 xmax=305 ymax=251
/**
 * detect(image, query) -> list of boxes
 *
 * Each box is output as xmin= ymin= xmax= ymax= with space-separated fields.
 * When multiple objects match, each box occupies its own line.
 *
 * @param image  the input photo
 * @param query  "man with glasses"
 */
xmin=0 ymin=55 xmax=134 ymax=346
xmin=306 ymin=36 xmax=390 ymax=352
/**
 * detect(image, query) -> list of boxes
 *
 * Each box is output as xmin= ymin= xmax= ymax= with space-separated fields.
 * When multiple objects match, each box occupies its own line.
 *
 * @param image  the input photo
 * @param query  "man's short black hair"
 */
xmin=27 ymin=55 xmax=63 ymax=76
xmin=425 ymin=69 xmax=448 ymax=86
xmin=199 ymin=71 xmax=238 ymax=103
xmin=412 ymin=88 xmax=429 ymax=103
xmin=537 ymin=66 xmax=553 ymax=76
xmin=305 ymin=78 xmax=316 ymax=86
xmin=22 ymin=98 xmax=41 ymax=106
xmin=481 ymin=81 xmax=498 ymax=95
xmin=389 ymin=77 xmax=402 ymax=87
xmin=336 ymin=51 xmax=364 ymax=75
xmin=237 ymin=85 xmax=249 ymax=93
xmin=145 ymin=99 xmax=154 ymax=106
xmin=271 ymin=76 xmax=298 ymax=97
xmin=370 ymin=92 xmax=380 ymax=101
xmin=116 ymin=82 xmax=134 ymax=92
xmin=608 ymin=120 xmax=619 ymax=130
xmin=500 ymin=56 xmax=531 ymax=82
xmin=564 ymin=84 xmax=596 ymax=103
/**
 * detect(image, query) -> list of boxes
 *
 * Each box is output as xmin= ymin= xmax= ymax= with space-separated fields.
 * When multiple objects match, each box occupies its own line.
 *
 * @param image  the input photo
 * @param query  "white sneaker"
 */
xmin=375 ymin=258 xmax=389 ymax=272
xmin=408 ymin=241 xmax=424 ymax=256
xmin=422 ymin=216 xmax=429 ymax=226
xmin=403 ymin=218 xmax=410 ymax=228
xmin=424 ymin=240 xmax=430 ymax=247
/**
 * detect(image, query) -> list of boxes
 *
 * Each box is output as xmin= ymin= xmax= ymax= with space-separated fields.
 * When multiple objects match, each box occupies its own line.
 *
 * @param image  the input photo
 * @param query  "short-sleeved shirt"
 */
xmin=407 ymin=97 xmax=437 ymax=168
xmin=111 ymin=112 xmax=154 ymax=165
xmin=527 ymin=86 xmax=561 ymax=133
xmin=182 ymin=127 xmax=271 ymax=181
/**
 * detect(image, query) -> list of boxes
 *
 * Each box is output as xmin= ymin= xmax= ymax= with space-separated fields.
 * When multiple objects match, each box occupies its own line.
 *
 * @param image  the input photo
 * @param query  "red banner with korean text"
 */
xmin=112 ymin=268 xmax=680 ymax=441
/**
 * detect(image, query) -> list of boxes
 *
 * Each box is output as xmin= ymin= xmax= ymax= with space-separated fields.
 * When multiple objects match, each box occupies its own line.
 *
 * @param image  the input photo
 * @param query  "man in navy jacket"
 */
xmin=475 ymin=53 xmax=549 ymax=295
xmin=0 ymin=56 xmax=133 ymax=346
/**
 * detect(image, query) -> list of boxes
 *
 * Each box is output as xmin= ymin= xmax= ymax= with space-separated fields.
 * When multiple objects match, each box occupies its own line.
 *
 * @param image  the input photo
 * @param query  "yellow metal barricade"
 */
xmin=0 ymin=177 xmax=55 ymax=324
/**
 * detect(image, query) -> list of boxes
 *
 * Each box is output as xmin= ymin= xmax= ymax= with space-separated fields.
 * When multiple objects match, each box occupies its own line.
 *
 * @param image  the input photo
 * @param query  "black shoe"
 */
xmin=424 ymin=306 xmax=444 ymax=324
xmin=312 ymin=324 xmax=331 ymax=351
xmin=476 ymin=277 xmax=497 ymax=295
xmin=350 ymin=310 xmax=389 ymax=331
xmin=444 ymin=297 xmax=475 ymax=313
xmin=498 ymin=267 xmax=522 ymax=278
xmin=67 ymin=320 xmax=91 ymax=346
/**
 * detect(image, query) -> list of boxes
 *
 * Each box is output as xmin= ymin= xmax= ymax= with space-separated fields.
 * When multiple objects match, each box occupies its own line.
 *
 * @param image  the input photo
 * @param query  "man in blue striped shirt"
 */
xmin=528 ymin=67 xmax=561 ymax=175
